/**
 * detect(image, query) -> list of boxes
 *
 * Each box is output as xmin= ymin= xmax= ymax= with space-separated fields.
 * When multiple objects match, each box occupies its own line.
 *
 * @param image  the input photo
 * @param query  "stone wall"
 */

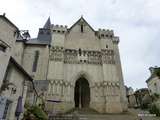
xmin=0 ymin=17 xmax=18 ymax=89
xmin=147 ymin=77 xmax=160 ymax=94
xmin=22 ymin=45 xmax=49 ymax=80
xmin=45 ymin=17 xmax=127 ymax=113
xmin=1 ymin=63 xmax=30 ymax=120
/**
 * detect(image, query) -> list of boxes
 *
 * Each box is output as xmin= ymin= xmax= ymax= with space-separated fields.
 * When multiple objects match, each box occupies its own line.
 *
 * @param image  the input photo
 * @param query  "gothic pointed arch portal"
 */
xmin=74 ymin=77 xmax=90 ymax=108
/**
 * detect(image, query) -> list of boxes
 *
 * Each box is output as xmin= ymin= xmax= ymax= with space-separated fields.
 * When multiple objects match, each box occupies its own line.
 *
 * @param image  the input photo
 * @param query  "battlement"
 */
xmin=51 ymin=24 xmax=67 ymax=34
xmin=98 ymin=29 xmax=114 ymax=38
xmin=112 ymin=36 xmax=119 ymax=44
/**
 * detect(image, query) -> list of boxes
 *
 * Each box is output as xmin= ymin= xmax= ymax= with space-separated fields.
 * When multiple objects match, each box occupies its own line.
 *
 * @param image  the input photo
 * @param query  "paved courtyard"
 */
xmin=73 ymin=109 xmax=160 ymax=120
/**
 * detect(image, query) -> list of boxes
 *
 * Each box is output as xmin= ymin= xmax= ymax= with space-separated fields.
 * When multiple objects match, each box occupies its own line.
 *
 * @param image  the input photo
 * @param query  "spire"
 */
xmin=43 ymin=17 xmax=51 ymax=29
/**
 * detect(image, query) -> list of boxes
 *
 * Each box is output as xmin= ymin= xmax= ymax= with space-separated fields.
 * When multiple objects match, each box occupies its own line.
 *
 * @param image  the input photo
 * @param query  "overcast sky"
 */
xmin=1 ymin=0 xmax=160 ymax=90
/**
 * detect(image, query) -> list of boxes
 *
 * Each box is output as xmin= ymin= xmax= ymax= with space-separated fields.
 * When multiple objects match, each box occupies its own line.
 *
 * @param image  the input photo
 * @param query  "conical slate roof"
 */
xmin=26 ymin=17 xmax=51 ymax=45
xmin=43 ymin=17 xmax=51 ymax=29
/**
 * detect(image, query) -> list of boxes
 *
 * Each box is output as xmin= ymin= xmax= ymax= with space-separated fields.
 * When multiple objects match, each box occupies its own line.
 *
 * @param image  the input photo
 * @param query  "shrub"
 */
xmin=149 ymin=103 xmax=160 ymax=116
xmin=30 ymin=106 xmax=48 ymax=120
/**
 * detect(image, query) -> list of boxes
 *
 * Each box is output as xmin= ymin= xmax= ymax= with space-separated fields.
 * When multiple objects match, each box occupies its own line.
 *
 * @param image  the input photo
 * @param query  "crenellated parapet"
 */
xmin=98 ymin=29 xmax=114 ymax=39
xmin=51 ymin=24 xmax=67 ymax=34
xmin=112 ymin=36 xmax=119 ymax=44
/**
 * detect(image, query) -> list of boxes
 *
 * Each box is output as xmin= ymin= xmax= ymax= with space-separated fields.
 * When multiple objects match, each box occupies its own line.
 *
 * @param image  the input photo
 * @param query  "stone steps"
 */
xmin=66 ymin=108 xmax=99 ymax=114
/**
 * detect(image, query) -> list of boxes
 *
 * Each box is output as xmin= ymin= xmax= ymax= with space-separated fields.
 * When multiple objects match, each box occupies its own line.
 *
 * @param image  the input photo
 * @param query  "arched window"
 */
xmin=32 ymin=50 xmax=39 ymax=72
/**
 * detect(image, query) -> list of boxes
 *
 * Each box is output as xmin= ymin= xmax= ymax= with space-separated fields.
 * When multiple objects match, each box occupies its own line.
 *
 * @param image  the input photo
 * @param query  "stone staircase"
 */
xmin=66 ymin=108 xmax=99 ymax=114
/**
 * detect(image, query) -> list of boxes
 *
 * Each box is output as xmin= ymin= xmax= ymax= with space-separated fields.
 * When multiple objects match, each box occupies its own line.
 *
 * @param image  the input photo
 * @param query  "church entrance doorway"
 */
xmin=74 ymin=77 xmax=90 ymax=108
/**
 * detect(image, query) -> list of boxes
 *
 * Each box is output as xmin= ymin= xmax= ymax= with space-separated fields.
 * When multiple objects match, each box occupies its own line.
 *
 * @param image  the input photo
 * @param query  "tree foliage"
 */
xmin=23 ymin=105 xmax=48 ymax=120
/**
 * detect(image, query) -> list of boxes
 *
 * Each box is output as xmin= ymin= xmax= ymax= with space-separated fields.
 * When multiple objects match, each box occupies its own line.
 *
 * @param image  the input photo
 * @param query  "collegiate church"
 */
xmin=15 ymin=16 xmax=127 ymax=113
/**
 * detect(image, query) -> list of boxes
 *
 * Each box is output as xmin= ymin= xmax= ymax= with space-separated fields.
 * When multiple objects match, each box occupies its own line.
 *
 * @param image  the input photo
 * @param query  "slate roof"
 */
xmin=43 ymin=17 xmax=51 ymax=29
xmin=18 ymin=17 xmax=52 ymax=45
xmin=25 ymin=38 xmax=50 ymax=45
xmin=16 ymin=16 xmax=96 ymax=45
xmin=68 ymin=16 xmax=95 ymax=32
xmin=34 ymin=80 xmax=49 ymax=92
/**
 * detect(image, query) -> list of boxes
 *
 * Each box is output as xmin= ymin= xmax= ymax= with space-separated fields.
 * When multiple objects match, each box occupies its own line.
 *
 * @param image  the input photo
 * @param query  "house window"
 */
xmin=32 ymin=50 xmax=39 ymax=72
xmin=106 ymin=45 xmax=108 ymax=48
xmin=0 ymin=44 xmax=7 ymax=52
xmin=2 ymin=100 xmax=12 ymax=119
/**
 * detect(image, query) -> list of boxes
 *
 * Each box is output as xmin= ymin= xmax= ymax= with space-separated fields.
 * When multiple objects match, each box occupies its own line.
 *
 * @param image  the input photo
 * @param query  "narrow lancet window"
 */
xmin=81 ymin=24 xmax=83 ymax=33
xmin=32 ymin=50 xmax=39 ymax=72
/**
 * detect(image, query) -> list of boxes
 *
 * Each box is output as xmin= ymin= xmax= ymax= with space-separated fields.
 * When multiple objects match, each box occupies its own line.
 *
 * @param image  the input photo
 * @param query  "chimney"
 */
xmin=149 ymin=67 xmax=154 ymax=75
xmin=3 ymin=13 xmax=6 ymax=16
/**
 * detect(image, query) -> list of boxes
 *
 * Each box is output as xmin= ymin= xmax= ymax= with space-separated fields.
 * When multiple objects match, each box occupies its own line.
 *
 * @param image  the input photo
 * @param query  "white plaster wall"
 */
xmin=0 ymin=18 xmax=17 ymax=87
xmin=147 ymin=77 xmax=160 ymax=94
xmin=1 ymin=66 xmax=28 ymax=120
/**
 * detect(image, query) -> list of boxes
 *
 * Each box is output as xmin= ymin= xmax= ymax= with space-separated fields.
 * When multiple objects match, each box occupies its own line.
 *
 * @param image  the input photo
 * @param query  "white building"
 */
xmin=146 ymin=67 xmax=160 ymax=95
xmin=0 ymin=14 xmax=37 ymax=120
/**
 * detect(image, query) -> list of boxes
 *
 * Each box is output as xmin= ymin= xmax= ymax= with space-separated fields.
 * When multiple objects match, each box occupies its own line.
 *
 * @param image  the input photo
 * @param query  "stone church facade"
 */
xmin=15 ymin=17 xmax=127 ymax=113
